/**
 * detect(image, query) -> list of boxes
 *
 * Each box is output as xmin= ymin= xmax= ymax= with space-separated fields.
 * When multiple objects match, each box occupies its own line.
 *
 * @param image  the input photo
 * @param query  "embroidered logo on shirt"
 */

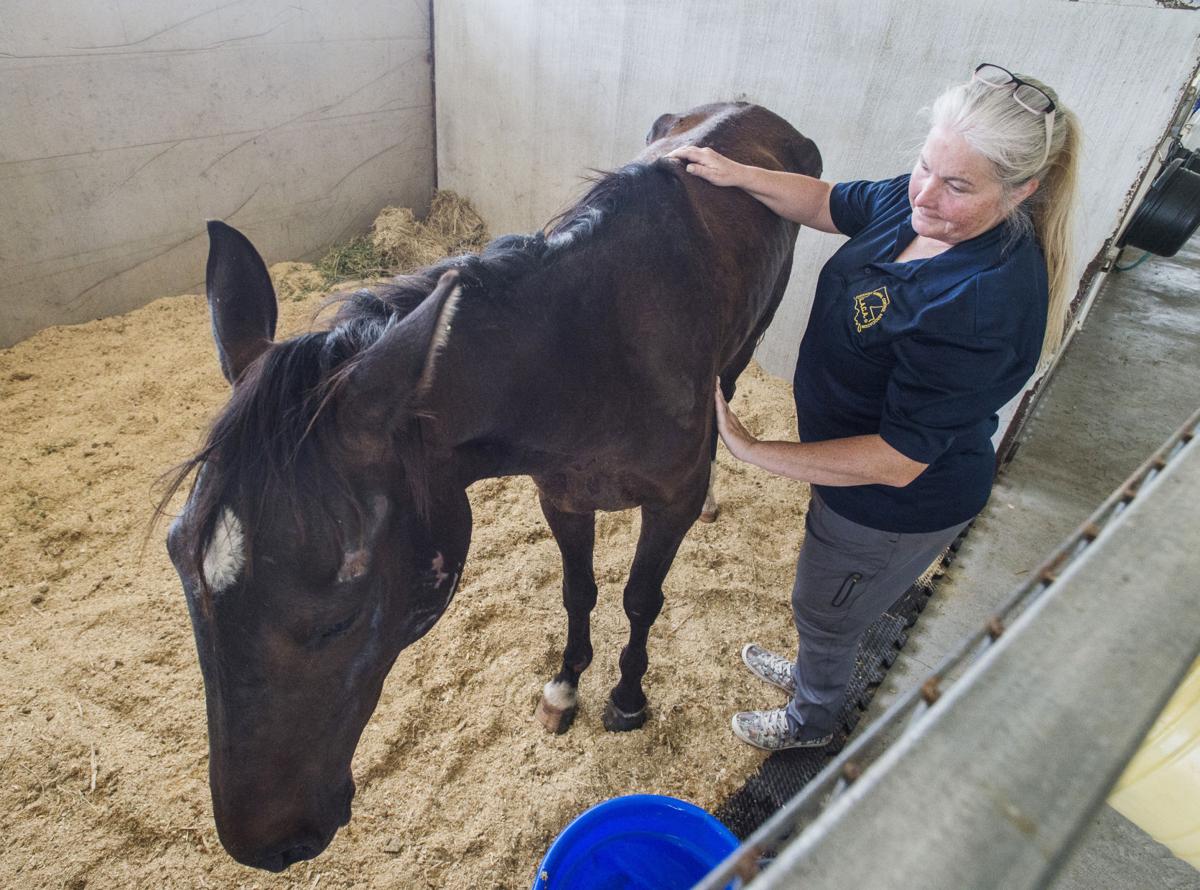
xmin=853 ymin=287 xmax=890 ymax=332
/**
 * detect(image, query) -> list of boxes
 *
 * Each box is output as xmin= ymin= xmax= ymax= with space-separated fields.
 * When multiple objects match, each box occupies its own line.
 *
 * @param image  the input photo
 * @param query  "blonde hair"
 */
xmin=930 ymin=73 xmax=1082 ymax=366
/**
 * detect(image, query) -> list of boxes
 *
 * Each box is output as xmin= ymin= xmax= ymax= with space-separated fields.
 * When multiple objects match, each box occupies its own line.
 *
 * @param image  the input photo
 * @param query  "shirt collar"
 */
xmin=868 ymin=214 xmax=1014 ymax=288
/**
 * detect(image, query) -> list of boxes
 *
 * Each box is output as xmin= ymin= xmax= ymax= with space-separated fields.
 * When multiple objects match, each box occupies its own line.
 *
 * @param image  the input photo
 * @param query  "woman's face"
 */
xmin=908 ymin=126 xmax=1027 ymax=245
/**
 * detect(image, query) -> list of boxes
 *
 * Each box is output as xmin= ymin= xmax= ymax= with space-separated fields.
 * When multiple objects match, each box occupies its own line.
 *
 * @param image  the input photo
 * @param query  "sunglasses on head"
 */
xmin=972 ymin=63 xmax=1057 ymax=168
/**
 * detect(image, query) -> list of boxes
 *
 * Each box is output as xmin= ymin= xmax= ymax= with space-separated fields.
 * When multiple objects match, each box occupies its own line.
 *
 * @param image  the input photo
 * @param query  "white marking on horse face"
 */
xmin=203 ymin=507 xmax=245 ymax=594
xmin=542 ymin=679 xmax=577 ymax=710
xmin=338 ymin=547 xmax=369 ymax=584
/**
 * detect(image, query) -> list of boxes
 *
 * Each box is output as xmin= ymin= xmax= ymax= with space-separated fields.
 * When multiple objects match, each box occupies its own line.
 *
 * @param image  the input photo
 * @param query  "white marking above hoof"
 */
xmin=542 ymin=679 xmax=578 ymax=711
xmin=203 ymin=507 xmax=245 ymax=594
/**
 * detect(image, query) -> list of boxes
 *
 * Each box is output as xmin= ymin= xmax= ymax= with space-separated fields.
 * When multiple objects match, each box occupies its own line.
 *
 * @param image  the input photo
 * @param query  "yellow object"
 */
xmin=1109 ymin=656 xmax=1200 ymax=868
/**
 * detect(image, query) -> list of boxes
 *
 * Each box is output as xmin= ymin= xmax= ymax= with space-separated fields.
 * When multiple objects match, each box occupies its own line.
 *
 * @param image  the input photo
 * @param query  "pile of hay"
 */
xmin=311 ymin=190 xmax=491 ymax=293
xmin=371 ymin=190 xmax=490 ymax=269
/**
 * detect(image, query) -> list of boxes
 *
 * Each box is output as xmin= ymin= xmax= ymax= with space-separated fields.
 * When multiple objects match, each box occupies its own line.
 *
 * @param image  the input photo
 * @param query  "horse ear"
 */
xmin=205 ymin=220 xmax=278 ymax=384
xmin=646 ymin=113 xmax=680 ymax=145
xmin=788 ymin=134 xmax=823 ymax=179
xmin=342 ymin=270 xmax=463 ymax=427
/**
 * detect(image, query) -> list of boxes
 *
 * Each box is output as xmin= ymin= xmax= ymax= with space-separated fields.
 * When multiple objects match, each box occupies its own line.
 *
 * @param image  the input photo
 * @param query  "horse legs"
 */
xmin=604 ymin=496 xmax=702 ymax=731
xmin=534 ymin=493 xmax=597 ymax=734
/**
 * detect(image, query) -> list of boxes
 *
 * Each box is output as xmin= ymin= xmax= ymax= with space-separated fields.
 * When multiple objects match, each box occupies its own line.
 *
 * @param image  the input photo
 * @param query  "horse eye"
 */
xmin=311 ymin=610 xmax=360 ymax=646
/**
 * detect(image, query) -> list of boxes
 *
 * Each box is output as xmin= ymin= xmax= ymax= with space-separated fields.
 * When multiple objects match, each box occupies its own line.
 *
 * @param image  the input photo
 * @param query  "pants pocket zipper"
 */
xmin=831 ymin=572 xmax=863 ymax=607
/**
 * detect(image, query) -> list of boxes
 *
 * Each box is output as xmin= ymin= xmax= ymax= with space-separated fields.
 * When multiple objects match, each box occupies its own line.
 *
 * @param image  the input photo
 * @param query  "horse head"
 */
xmin=165 ymin=222 xmax=471 ymax=870
xmin=642 ymin=101 xmax=823 ymax=176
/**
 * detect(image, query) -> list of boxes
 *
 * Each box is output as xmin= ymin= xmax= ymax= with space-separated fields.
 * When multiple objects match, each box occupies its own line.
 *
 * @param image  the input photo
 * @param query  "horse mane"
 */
xmin=157 ymin=158 xmax=693 ymax=598
xmin=156 ymin=331 xmax=366 ymax=601
xmin=545 ymin=158 xmax=692 ymax=247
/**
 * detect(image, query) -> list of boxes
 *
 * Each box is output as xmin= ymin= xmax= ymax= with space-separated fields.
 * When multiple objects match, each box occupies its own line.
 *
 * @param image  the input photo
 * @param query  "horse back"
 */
xmin=435 ymin=104 xmax=822 ymax=505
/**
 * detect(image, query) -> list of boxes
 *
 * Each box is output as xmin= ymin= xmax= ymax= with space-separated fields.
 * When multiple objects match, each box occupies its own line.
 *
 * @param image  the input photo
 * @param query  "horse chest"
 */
xmin=535 ymin=464 xmax=675 ymax=514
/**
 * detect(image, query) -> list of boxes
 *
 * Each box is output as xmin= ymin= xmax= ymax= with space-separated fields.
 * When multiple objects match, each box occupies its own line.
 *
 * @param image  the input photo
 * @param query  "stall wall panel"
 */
xmin=0 ymin=0 xmax=434 ymax=346
xmin=434 ymin=0 xmax=1200 ymax=378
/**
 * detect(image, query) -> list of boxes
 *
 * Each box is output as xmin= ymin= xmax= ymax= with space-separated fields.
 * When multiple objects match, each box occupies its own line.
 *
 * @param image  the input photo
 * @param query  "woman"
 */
xmin=671 ymin=64 xmax=1081 ymax=751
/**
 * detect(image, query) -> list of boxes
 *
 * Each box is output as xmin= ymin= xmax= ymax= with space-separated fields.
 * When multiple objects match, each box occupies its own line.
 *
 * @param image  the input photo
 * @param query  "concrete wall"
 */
xmin=0 ymin=0 xmax=434 ymax=347
xmin=434 ymin=0 xmax=1200 ymax=378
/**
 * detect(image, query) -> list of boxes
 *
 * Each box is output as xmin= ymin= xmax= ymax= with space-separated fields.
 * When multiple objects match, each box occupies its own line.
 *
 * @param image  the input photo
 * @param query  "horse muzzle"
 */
xmin=220 ymin=775 xmax=355 ymax=872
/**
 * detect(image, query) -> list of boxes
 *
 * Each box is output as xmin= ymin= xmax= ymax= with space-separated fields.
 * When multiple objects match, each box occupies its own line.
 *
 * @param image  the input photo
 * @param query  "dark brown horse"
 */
xmin=164 ymin=102 xmax=820 ymax=871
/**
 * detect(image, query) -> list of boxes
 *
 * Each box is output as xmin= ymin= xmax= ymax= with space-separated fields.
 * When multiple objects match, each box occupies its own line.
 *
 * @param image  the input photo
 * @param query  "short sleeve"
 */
xmin=879 ymin=333 xmax=1033 ymax=465
xmin=828 ymin=175 xmax=911 ymax=238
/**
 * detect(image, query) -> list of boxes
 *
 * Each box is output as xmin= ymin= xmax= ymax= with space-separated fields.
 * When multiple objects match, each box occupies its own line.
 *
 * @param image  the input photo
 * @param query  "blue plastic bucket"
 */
xmin=532 ymin=794 xmax=738 ymax=889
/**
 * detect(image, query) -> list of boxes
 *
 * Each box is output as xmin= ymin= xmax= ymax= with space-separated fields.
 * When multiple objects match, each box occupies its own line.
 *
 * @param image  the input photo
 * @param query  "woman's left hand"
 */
xmin=714 ymin=382 xmax=758 ymax=462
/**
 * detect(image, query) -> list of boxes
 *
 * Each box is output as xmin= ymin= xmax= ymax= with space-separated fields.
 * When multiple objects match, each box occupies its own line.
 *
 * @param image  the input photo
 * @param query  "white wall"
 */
xmin=0 ymin=0 xmax=434 ymax=346
xmin=434 ymin=0 xmax=1200 ymax=378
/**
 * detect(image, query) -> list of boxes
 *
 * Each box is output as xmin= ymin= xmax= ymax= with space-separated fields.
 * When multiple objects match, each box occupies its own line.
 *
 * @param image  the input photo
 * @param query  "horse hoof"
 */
xmin=698 ymin=510 xmax=718 ymax=524
xmin=535 ymin=697 xmax=577 ymax=735
xmin=602 ymin=701 xmax=647 ymax=732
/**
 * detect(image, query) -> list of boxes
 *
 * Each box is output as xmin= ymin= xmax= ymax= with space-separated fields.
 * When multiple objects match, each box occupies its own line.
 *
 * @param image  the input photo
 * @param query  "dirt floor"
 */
xmin=0 ymin=211 xmax=814 ymax=889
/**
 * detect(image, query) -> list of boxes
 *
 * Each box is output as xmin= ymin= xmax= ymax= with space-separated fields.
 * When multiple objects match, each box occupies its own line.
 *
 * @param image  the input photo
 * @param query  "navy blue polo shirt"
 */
xmin=793 ymin=174 xmax=1047 ymax=533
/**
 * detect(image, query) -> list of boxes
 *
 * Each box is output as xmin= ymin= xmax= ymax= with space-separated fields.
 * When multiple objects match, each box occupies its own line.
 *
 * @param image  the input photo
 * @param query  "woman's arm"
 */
xmin=669 ymin=145 xmax=839 ymax=234
xmin=715 ymin=387 xmax=927 ymax=488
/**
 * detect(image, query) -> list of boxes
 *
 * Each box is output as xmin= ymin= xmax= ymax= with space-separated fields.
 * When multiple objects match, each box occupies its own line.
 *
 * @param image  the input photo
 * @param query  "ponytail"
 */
xmin=930 ymin=74 xmax=1082 ymax=367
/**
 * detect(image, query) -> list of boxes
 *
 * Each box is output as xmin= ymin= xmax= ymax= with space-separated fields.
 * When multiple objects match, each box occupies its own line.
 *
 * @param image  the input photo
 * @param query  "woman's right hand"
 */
xmin=668 ymin=145 xmax=746 ymax=188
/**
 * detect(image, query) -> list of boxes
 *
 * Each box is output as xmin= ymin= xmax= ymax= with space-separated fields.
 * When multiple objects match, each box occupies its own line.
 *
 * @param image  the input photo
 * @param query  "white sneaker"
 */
xmin=741 ymin=643 xmax=796 ymax=695
xmin=730 ymin=708 xmax=832 ymax=751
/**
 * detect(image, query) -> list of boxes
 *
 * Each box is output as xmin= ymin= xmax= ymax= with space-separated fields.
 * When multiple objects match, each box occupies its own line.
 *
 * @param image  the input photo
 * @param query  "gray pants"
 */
xmin=787 ymin=492 xmax=970 ymax=738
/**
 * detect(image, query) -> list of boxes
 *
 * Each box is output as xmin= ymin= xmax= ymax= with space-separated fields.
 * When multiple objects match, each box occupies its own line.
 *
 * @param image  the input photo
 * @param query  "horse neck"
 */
xmin=412 ymin=181 xmax=792 ymax=485
xmin=418 ymin=281 xmax=575 ymax=483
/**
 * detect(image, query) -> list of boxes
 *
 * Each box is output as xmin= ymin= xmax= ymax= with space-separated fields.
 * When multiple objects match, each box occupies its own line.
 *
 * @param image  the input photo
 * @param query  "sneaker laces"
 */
xmin=762 ymin=709 xmax=791 ymax=735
